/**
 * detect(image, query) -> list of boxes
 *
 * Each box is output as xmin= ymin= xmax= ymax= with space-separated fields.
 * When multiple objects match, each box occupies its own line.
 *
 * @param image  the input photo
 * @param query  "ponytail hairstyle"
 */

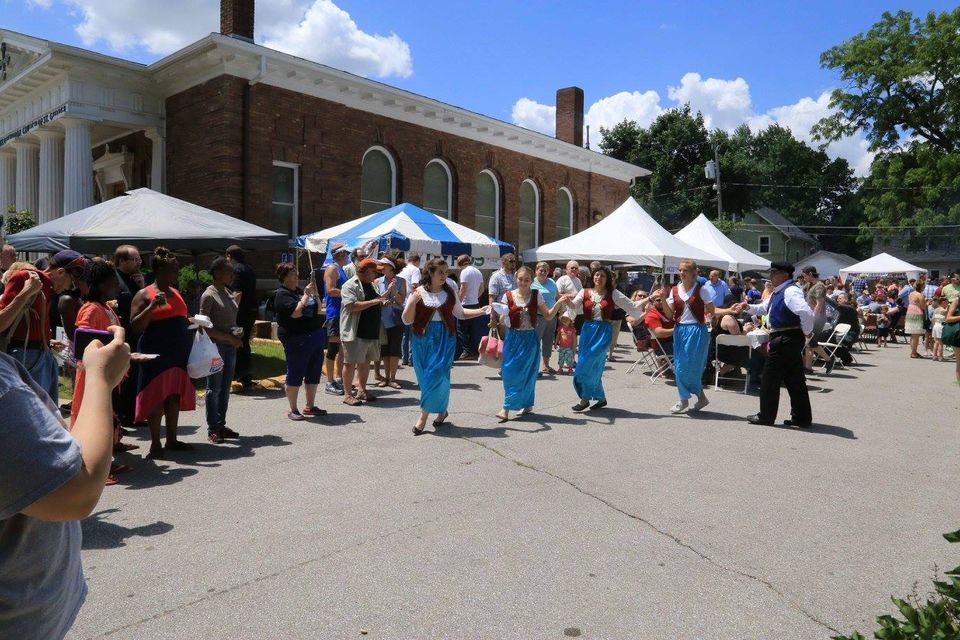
xmin=150 ymin=246 xmax=178 ymax=274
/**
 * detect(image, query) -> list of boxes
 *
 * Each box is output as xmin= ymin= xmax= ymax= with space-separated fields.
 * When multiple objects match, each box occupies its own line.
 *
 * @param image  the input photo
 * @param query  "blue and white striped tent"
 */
xmin=296 ymin=202 xmax=514 ymax=259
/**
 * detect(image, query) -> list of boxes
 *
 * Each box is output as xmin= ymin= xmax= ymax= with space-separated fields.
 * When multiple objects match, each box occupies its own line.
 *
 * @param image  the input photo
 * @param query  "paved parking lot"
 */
xmin=69 ymin=337 xmax=960 ymax=639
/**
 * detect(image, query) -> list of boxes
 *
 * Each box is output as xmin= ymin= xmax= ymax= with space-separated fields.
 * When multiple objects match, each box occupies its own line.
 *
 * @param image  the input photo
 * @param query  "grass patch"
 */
xmin=251 ymin=339 xmax=287 ymax=381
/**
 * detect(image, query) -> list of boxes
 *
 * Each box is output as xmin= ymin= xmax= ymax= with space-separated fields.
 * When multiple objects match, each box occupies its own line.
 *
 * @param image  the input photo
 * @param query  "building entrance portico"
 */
xmin=0 ymin=30 xmax=166 ymax=227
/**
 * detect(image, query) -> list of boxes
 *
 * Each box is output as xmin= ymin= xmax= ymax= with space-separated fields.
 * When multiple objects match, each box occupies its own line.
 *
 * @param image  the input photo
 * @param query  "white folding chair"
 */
xmin=713 ymin=334 xmax=752 ymax=393
xmin=648 ymin=339 xmax=675 ymax=384
xmin=627 ymin=340 xmax=659 ymax=375
xmin=820 ymin=323 xmax=851 ymax=367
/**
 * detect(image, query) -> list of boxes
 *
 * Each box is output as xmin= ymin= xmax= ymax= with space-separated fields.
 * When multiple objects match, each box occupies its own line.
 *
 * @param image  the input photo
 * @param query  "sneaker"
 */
xmin=208 ymin=430 xmax=225 ymax=444
xmin=302 ymin=405 xmax=327 ymax=417
xmin=824 ymin=356 xmax=836 ymax=375
xmin=325 ymin=382 xmax=344 ymax=396
xmin=669 ymin=400 xmax=689 ymax=414
xmin=287 ymin=410 xmax=306 ymax=421
xmin=334 ymin=379 xmax=345 ymax=390
xmin=221 ymin=427 xmax=240 ymax=439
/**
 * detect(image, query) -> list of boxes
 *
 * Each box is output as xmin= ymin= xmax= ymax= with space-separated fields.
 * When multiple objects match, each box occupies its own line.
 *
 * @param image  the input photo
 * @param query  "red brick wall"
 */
xmin=166 ymin=75 xmax=630 ymax=272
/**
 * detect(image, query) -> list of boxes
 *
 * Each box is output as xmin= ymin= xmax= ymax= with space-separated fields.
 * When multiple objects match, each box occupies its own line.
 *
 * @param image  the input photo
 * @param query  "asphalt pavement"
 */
xmin=68 ymin=336 xmax=960 ymax=640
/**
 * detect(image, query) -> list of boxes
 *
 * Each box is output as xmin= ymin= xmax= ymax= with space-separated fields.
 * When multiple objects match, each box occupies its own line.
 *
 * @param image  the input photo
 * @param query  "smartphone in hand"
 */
xmin=73 ymin=328 xmax=114 ymax=362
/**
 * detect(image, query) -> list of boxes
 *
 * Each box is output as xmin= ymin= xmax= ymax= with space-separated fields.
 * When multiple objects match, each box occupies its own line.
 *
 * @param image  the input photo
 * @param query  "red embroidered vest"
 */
xmin=581 ymin=288 xmax=615 ymax=320
xmin=412 ymin=283 xmax=458 ymax=336
xmin=671 ymin=283 xmax=705 ymax=323
xmin=507 ymin=289 xmax=538 ymax=327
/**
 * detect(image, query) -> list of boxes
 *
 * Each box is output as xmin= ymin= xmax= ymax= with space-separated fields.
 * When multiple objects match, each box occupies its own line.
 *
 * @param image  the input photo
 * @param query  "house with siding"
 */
xmin=730 ymin=207 xmax=819 ymax=266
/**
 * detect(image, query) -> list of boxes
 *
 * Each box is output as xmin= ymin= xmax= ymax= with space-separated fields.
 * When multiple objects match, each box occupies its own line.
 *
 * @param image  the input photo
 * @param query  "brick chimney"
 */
xmin=555 ymin=87 xmax=584 ymax=147
xmin=221 ymin=0 xmax=255 ymax=42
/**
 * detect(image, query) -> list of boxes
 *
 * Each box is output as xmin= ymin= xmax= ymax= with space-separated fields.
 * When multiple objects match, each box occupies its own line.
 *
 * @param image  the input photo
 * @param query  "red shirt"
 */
xmin=0 ymin=269 xmax=54 ymax=343
xmin=644 ymin=306 xmax=675 ymax=333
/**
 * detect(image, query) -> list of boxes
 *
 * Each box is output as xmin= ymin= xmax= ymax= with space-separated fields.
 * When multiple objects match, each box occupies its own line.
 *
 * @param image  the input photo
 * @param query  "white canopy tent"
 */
xmin=838 ymin=252 xmax=927 ymax=283
xmin=521 ymin=198 xmax=726 ymax=270
xmin=795 ymin=250 xmax=856 ymax=280
xmin=674 ymin=213 xmax=771 ymax=272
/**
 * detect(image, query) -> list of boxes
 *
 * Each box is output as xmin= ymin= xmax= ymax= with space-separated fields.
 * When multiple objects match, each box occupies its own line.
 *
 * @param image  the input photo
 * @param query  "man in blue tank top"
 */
xmin=322 ymin=243 xmax=350 ymax=395
xmin=738 ymin=261 xmax=816 ymax=427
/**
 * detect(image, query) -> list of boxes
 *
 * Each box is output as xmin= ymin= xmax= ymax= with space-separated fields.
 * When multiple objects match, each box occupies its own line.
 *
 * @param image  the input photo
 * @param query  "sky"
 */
xmin=4 ymin=0 xmax=956 ymax=176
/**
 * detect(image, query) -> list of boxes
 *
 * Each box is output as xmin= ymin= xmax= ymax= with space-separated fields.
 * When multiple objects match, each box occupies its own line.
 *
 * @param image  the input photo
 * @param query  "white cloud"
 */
xmin=26 ymin=0 xmax=54 ymax=8
xmin=59 ymin=0 xmax=412 ymax=78
xmin=585 ymin=90 xmax=662 ymax=134
xmin=511 ymin=74 xmax=873 ymax=175
xmin=667 ymin=72 xmax=753 ymax=131
xmin=510 ymin=97 xmax=556 ymax=135
xmin=259 ymin=0 xmax=412 ymax=78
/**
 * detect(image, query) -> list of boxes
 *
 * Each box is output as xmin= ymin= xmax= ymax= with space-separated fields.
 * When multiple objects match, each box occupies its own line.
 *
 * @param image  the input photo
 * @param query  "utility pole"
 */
xmin=705 ymin=144 xmax=723 ymax=221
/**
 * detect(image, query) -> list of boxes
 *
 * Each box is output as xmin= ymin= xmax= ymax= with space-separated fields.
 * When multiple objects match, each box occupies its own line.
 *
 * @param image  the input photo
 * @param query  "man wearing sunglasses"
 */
xmin=0 ymin=250 xmax=88 ymax=402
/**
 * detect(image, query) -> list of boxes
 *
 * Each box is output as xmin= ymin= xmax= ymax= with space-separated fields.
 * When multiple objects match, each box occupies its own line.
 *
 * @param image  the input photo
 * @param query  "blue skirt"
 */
xmin=573 ymin=320 xmax=612 ymax=401
xmin=412 ymin=321 xmax=457 ymax=413
xmin=674 ymin=323 xmax=710 ymax=400
xmin=501 ymin=328 xmax=540 ymax=410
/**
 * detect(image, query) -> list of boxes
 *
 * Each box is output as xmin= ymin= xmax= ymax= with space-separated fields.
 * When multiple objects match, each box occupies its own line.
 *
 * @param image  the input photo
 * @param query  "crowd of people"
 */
xmin=1 ymin=237 xmax=958 ymax=639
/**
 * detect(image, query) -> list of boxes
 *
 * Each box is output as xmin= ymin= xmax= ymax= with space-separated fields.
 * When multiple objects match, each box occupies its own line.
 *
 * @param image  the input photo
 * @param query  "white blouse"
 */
xmin=570 ymin=288 xmax=645 ymax=321
xmin=403 ymin=278 xmax=468 ymax=323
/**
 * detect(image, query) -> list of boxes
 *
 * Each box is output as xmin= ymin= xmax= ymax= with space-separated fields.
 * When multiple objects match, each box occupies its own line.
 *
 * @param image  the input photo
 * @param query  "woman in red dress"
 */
xmin=129 ymin=247 xmax=196 ymax=459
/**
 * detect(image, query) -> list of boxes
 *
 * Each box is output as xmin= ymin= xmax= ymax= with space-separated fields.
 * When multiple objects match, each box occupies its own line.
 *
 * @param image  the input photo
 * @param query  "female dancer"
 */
xmin=402 ymin=258 xmax=489 ymax=435
xmin=490 ymin=266 xmax=571 ymax=421
xmin=129 ymin=247 xmax=197 ymax=458
xmin=660 ymin=258 xmax=738 ymax=414
xmin=568 ymin=266 xmax=655 ymax=411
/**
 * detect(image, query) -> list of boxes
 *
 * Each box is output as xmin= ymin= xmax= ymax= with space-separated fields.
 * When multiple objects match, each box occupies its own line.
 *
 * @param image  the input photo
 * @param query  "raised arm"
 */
xmin=612 ymin=289 xmax=652 ymax=316
xmin=538 ymin=293 xmax=571 ymax=319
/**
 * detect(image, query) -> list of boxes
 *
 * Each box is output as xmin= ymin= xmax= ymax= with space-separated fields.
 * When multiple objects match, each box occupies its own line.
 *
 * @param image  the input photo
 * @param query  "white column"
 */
xmin=12 ymin=140 xmax=39 ymax=218
xmin=61 ymin=117 xmax=95 ymax=215
xmin=0 ymin=148 xmax=15 ymax=214
xmin=144 ymin=127 xmax=166 ymax=193
xmin=36 ymin=130 xmax=65 ymax=224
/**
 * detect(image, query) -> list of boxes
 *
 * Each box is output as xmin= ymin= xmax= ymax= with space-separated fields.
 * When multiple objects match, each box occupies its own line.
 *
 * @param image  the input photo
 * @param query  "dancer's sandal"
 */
xmin=590 ymin=400 xmax=607 ymax=411
xmin=495 ymin=411 xmax=509 ymax=423
xmin=432 ymin=412 xmax=449 ymax=427
xmin=572 ymin=400 xmax=590 ymax=412
xmin=413 ymin=416 xmax=428 ymax=435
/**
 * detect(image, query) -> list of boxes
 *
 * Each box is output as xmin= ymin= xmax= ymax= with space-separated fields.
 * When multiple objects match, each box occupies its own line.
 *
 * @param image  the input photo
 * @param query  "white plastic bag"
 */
xmin=187 ymin=329 xmax=224 ymax=378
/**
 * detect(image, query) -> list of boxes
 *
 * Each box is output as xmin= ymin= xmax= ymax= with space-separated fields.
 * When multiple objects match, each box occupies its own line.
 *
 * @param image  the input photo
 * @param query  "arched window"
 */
xmin=423 ymin=159 xmax=453 ymax=219
xmin=360 ymin=146 xmax=396 ymax=216
xmin=475 ymin=170 xmax=499 ymax=238
xmin=519 ymin=179 xmax=540 ymax=253
xmin=556 ymin=187 xmax=574 ymax=240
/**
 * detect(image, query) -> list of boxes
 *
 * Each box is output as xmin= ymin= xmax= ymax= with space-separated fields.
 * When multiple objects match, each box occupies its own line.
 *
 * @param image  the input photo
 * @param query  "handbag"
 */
xmin=942 ymin=321 xmax=960 ymax=347
xmin=477 ymin=327 xmax=503 ymax=368
xmin=187 ymin=328 xmax=225 ymax=378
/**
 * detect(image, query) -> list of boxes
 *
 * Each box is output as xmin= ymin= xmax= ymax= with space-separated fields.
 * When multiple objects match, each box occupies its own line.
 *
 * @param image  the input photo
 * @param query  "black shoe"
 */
xmin=824 ymin=356 xmax=836 ymax=375
xmin=783 ymin=419 xmax=813 ymax=428
xmin=746 ymin=414 xmax=774 ymax=426
xmin=590 ymin=400 xmax=608 ymax=411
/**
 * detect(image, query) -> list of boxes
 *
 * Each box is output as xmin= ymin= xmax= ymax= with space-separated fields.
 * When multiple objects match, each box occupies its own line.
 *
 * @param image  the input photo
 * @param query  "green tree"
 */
xmin=3 ymin=206 xmax=35 ymax=235
xmin=599 ymin=105 xmax=713 ymax=230
xmin=814 ymin=8 xmax=960 ymax=153
xmin=814 ymin=8 xmax=960 ymax=247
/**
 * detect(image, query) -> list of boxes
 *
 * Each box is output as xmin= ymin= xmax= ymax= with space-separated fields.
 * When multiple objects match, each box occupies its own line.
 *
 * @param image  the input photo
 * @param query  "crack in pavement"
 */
xmin=92 ymin=510 xmax=463 ymax=639
xmin=459 ymin=436 xmax=842 ymax=635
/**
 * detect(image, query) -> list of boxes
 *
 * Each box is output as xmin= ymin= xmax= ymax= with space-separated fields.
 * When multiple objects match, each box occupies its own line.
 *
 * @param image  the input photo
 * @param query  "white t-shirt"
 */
xmin=458 ymin=265 xmax=484 ymax=305
xmin=398 ymin=263 xmax=421 ymax=300
xmin=555 ymin=274 xmax=583 ymax=321
xmin=667 ymin=281 xmax=715 ymax=325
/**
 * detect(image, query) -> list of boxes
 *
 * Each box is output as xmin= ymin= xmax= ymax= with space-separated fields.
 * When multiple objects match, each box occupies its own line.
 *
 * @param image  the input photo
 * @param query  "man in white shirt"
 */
xmin=740 ymin=261 xmax=815 ymax=428
xmin=555 ymin=260 xmax=583 ymax=323
xmin=398 ymin=252 xmax=421 ymax=365
xmin=456 ymin=255 xmax=486 ymax=359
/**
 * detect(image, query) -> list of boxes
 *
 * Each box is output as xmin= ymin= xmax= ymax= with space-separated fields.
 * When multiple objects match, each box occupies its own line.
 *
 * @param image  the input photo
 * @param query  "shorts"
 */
xmin=325 ymin=315 xmax=340 ymax=339
xmin=381 ymin=325 xmax=402 ymax=358
xmin=343 ymin=338 xmax=380 ymax=364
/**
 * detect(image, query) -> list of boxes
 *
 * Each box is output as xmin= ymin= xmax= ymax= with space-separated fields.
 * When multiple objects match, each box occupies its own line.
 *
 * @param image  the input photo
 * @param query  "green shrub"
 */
xmin=177 ymin=264 xmax=212 ymax=293
xmin=833 ymin=529 xmax=960 ymax=640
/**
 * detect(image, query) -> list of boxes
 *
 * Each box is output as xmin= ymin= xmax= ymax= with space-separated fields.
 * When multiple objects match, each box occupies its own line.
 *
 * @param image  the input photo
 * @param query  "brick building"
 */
xmin=0 ymin=0 xmax=646 ymax=271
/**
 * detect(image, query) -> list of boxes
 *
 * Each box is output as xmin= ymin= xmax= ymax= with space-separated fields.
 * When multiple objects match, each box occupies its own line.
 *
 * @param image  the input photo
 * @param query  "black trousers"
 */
xmin=759 ymin=328 xmax=812 ymax=424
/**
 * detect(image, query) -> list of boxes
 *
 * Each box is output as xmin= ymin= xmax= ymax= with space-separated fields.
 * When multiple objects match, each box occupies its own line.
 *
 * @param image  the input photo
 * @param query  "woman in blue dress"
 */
xmin=490 ymin=266 xmax=571 ymax=422
xmin=402 ymin=258 xmax=490 ymax=435
xmin=568 ymin=266 xmax=654 ymax=411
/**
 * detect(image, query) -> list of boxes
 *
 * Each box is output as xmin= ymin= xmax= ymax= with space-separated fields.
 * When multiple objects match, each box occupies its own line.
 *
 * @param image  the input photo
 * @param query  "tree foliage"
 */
xmin=599 ymin=108 xmax=862 ymax=255
xmin=3 ymin=206 xmax=35 ymax=235
xmin=814 ymin=8 xmax=960 ymax=153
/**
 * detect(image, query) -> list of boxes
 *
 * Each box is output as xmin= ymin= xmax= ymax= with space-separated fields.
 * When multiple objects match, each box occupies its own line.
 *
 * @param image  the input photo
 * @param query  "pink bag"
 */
xmin=478 ymin=328 xmax=503 ymax=368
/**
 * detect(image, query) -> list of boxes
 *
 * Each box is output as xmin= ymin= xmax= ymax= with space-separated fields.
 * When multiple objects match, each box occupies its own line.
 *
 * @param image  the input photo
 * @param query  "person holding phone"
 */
xmin=274 ymin=262 xmax=326 ymax=420
xmin=0 ymin=325 xmax=129 ymax=640
xmin=129 ymin=247 xmax=197 ymax=459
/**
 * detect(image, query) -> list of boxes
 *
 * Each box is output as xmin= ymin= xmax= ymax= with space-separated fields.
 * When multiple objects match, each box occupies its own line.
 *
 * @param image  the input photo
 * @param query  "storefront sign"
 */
xmin=0 ymin=104 xmax=67 ymax=147
xmin=425 ymin=254 xmax=497 ymax=271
